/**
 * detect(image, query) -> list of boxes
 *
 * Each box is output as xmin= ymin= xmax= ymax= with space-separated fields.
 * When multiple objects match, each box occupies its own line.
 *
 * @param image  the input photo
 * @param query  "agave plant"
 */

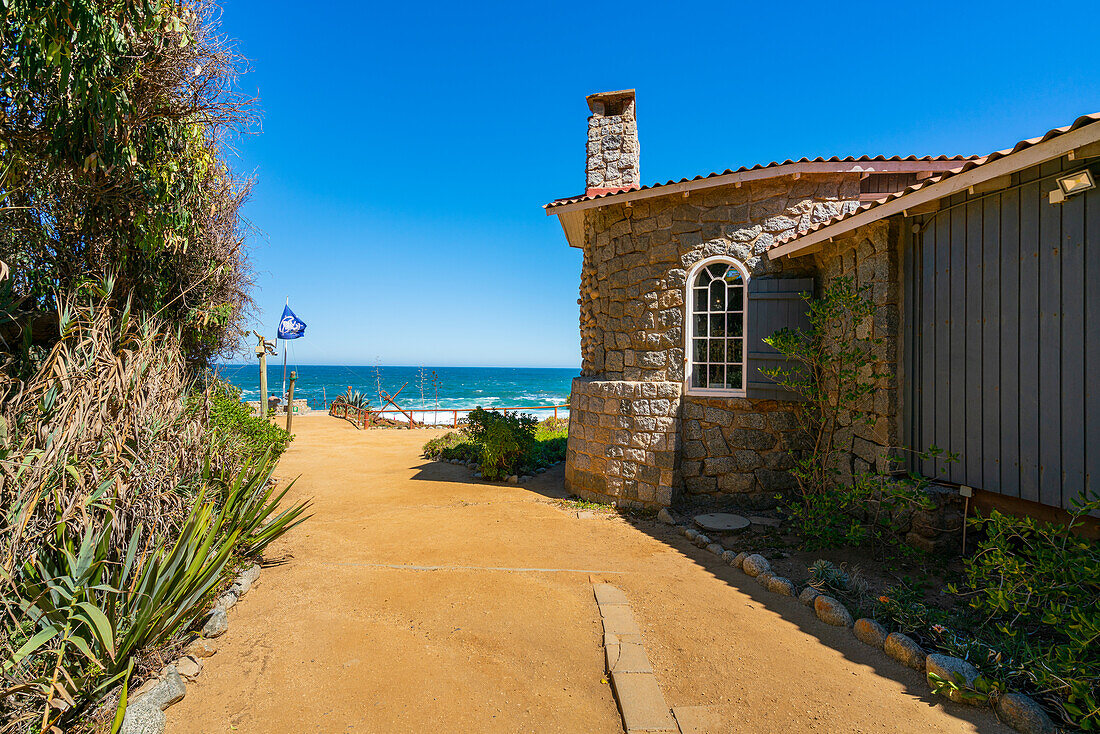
xmin=333 ymin=387 xmax=371 ymax=410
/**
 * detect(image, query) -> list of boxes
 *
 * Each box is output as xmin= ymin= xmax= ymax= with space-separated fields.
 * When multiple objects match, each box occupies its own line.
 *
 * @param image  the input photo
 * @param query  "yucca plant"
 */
xmin=208 ymin=450 xmax=312 ymax=557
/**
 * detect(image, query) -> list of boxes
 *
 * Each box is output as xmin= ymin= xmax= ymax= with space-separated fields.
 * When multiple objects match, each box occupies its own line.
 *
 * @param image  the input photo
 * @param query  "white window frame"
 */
xmin=683 ymin=255 xmax=750 ymax=397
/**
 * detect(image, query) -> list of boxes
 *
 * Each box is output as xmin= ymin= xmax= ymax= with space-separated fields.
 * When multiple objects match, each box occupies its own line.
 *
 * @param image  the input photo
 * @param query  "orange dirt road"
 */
xmin=167 ymin=415 xmax=1009 ymax=733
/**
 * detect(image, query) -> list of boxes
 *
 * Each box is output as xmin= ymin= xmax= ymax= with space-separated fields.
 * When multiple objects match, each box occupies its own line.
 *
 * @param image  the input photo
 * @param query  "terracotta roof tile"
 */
xmin=545 ymin=154 xmax=977 ymax=210
xmin=771 ymin=113 xmax=1100 ymax=248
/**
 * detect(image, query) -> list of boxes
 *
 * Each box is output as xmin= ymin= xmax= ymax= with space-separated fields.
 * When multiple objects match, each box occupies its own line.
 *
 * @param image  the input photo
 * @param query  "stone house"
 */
xmin=546 ymin=90 xmax=1100 ymax=522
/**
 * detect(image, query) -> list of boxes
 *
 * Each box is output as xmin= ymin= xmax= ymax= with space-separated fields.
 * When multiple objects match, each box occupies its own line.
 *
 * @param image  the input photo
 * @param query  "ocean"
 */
xmin=217 ymin=364 xmax=577 ymax=423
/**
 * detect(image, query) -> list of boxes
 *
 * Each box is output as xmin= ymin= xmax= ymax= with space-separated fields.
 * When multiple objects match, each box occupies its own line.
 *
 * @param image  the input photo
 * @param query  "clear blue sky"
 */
xmin=220 ymin=0 xmax=1100 ymax=367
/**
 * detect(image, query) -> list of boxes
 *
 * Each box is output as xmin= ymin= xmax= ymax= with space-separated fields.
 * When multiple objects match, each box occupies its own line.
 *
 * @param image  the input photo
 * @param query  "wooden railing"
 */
xmin=328 ymin=403 xmax=569 ymax=430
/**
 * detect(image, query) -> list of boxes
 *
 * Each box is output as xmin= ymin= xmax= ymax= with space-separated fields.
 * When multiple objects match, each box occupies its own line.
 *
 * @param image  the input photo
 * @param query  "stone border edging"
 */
xmin=664 ymin=518 xmax=1060 ymax=734
xmin=593 ymin=583 xmax=679 ymax=733
xmin=119 ymin=563 xmax=262 ymax=734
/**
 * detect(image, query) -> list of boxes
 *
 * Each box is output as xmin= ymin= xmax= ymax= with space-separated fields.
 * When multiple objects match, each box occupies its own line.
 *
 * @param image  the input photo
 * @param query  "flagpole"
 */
xmin=281 ymin=297 xmax=289 ymax=401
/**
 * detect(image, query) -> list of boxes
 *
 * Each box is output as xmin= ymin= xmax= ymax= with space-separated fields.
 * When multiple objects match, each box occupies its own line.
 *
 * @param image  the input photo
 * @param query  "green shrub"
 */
xmin=422 ymin=412 xmax=567 ymax=479
xmin=464 ymin=408 xmax=536 ymax=480
xmin=209 ymin=380 xmax=293 ymax=465
xmin=949 ymin=496 xmax=1100 ymax=730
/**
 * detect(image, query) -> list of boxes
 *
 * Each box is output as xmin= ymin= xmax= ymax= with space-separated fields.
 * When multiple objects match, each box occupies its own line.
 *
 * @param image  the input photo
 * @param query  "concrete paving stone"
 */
xmin=594 ymin=583 xmax=629 ymax=606
xmin=610 ymin=671 xmax=677 ymax=732
xmin=672 ymin=705 xmax=728 ymax=734
xmin=600 ymin=603 xmax=641 ymax=636
xmin=610 ymin=641 xmax=652 ymax=674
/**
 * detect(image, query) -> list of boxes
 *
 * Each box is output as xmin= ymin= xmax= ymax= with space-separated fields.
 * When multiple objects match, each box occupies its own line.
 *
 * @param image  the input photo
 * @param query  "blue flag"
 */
xmin=277 ymin=304 xmax=307 ymax=339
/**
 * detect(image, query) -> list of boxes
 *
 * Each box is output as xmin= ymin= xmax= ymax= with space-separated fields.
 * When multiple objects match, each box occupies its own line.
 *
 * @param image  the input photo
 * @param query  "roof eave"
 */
xmin=768 ymin=119 xmax=1100 ymax=260
xmin=544 ymin=159 xmax=970 ymax=216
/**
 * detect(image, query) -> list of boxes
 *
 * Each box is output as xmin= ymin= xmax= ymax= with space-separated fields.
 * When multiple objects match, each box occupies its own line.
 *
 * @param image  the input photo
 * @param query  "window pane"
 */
xmin=722 ymin=266 xmax=743 ymax=283
xmin=726 ymin=312 xmax=743 ymax=337
xmin=693 ymin=287 xmax=708 ymax=312
xmin=707 ymin=263 xmax=727 ymax=279
xmin=728 ymin=285 xmax=744 ymax=311
xmin=709 ymin=280 xmax=724 ymax=311
xmin=728 ymin=367 xmax=743 ymax=389
xmin=709 ymin=314 xmax=725 ymax=337
xmin=691 ymin=365 xmax=706 ymax=388
xmin=708 ymin=340 xmax=724 ymax=362
xmin=694 ymin=268 xmax=711 ymax=287
xmin=708 ymin=364 xmax=724 ymax=387
xmin=729 ymin=338 xmax=743 ymax=362
xmin=694 ymin=314 xmax=707 ymax=337
xmin=693 ymin=339 xmax=707 ymax=362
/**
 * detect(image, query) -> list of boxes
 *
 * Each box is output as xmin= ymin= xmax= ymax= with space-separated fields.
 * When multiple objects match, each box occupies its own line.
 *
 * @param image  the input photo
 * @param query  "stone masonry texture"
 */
xmin=567 ymin=173 xmax=908 ymax=508
xmin=586 ymin=94 xmax=639 ymax=192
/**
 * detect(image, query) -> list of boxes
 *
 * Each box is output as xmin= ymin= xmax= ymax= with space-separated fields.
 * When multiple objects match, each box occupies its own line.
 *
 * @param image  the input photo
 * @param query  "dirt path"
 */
xmin=168 ymin=415 xmax=1008 ymax=733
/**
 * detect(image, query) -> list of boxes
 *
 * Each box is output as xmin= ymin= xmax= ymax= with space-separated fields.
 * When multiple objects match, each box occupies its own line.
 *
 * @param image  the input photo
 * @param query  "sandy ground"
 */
xmin=167 ymin=415 xmax=1009 ymax=734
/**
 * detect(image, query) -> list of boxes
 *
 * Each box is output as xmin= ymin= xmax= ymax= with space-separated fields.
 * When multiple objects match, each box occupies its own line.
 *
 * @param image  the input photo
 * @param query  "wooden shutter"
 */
xmin=746 ymin=278 xmax=814 ymax=400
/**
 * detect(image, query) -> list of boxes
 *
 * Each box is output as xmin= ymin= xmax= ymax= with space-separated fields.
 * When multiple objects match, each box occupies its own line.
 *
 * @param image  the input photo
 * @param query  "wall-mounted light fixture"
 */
xmin=1050 ymin=168 xmax=1096 ymax=203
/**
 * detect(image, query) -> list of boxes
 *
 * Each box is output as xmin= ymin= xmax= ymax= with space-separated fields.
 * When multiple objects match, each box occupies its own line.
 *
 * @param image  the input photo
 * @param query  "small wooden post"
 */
xmin=554 ymin=406 xmax=558 ymax=421
xmin=286 ymin=371 xmax=297 ymax=432
xmin=256 ymin=334 xmax=268 ymax=419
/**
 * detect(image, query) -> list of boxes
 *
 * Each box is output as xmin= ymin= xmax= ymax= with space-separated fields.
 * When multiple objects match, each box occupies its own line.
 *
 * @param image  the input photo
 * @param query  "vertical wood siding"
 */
xmin=906 ymin=158 xmax=1099 ymax=511
xmin=746 ymin=278 xmax=814 ymax=400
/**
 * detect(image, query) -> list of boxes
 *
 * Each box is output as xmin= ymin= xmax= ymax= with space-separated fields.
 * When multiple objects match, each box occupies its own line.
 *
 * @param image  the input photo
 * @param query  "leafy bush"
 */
xmin=209 ymin=379 xmax=293 ymax=467
xmin=0 ymin=296 xmax=309 ymax=732
xmin=950 ymin=496 xmax=1100 ymax=730
xmin=422 ymin=412 xmax=568 ymax=479
xmin=464 ymin=409 xmax=536 ymax=480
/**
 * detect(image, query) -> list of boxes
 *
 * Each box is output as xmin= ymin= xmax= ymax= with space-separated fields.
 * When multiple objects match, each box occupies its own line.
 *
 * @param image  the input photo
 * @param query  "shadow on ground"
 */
xmin=411 ymin=456 xmax=1011 ymax=734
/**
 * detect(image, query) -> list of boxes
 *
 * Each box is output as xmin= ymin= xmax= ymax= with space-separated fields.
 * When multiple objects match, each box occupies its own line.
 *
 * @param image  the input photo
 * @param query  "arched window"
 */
xmin=686 ymin=257 xmax=748 ymax=395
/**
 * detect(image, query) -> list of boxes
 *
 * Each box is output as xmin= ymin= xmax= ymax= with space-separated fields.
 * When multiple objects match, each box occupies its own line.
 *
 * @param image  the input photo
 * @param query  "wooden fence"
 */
xmin=328 ymin=403 xmax=569 ymax=430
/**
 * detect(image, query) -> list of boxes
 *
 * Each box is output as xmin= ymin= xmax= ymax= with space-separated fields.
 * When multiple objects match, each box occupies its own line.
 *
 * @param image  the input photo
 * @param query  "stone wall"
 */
xmin=810 ymin=219 xmax=904 ymax=481
xmin=565 ymin=377 xmax=680 ymax=507
xmin=569 ymin=174 xmax=866 ymax=505
xmin=586 ymin=92 xmax=639 ymax=191
xmin=679 ymin=396 xmax=803 ymax=497
xmin=578 ymin=174 xmax=862 ymax=382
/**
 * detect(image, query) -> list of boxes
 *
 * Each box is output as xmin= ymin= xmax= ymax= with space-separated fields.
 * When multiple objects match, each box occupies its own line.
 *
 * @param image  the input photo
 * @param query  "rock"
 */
xmin=741 ymin=554 xmax=770 ymax=577
xmin=692 ymin=534 xmax=711 ymax=548
xmin=720 ymin=550 xmax=739 ymax=565
xmin=240 ymin=564 xmax=261 ymax=585
xmin=537 ymin=467 xmax=547 ymax=473
xmin=705 ymin=543 xmax=724 ymax=556
xmin=748 ymin=515 xmax=781 ymax=528
xmin=120 ymin=702 xmax=166 ymax=734
xmin=202 ymin=608 xmax=228 ymax=638
xmin=184 ymin=638 xmax=217 ymax=658
xmin=175 ymin=655 xmax=202 ymax=681
xmin=814 ymin=595 xmax=853 ymax=627
xmin=766 ymin=576 xmax=796 ymax=596
xmin=926 ymin=654 xmax=982 ymax=704
xmin=994 ymin=693 xmax=1057 ymax=734
xmin=231 ymin=576 xmax=251 ymax=597
xmin=755 ymin=571 xmax=776 ymax=588
xmin=507 ymin=475 xmax=518 ymax=484
xmin=473 ymin=472 xmax=482 ymax=478
xmin=884 ymin=632 xmax=925 ymax=671
xmin=684 ymin=528 xmax=700 ymax=541
xmin=798 ymin=586 xmax=821 ymax=606
xmin=854 ymin=619 xmax=888 ymax=649
xmin=132 ymin=666 xmax=185 ymax=712
xmin=732 ymin=552 xmax=748 ymax=569
xmin=657 ymin=508 xmax=676 ymax=525
xmin=214 ymin=590 xmax=238 ymax=611
xmin=693 ymin=513 xmax=750 ymax=532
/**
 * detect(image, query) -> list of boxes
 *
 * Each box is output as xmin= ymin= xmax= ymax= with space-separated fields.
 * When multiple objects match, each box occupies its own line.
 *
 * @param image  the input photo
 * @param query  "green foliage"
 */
xmin=1 ymin=0 xmax=257 ymax=369
xmin=423 ymin=413 xmax=568 ymax=479
xmin=949 ymin=495 xmax=1100 ymax=730
xmin=463 ymin=408 xmax=535 ymax=480
xmin=209 ymin=379 xmax=293 ymax=466
xmin=332 ymin=387 xmax=372 ymax=410
xmin=762 ymin=276 xmax=883 ymax=501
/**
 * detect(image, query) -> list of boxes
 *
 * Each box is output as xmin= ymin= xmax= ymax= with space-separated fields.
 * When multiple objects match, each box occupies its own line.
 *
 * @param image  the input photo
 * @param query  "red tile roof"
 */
xmin=545 ymin=154 xmax=977 ymax=211
xmin=770 ymin=113 xmax=1100 ymax=252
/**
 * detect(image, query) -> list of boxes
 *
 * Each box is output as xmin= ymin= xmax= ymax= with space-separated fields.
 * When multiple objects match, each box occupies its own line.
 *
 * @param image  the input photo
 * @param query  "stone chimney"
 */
xmin=585 ymin=89 xmax=639 ymax=195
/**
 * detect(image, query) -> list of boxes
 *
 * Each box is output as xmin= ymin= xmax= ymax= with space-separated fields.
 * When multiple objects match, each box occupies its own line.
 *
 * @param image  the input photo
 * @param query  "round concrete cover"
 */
xmin=693 ymin=513 xmax=750 ymax=532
